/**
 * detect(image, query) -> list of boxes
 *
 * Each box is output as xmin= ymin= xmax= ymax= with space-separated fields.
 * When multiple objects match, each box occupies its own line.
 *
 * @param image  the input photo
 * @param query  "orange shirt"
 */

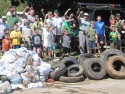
xmin=2 ymin=39 xmax=11 ymax=51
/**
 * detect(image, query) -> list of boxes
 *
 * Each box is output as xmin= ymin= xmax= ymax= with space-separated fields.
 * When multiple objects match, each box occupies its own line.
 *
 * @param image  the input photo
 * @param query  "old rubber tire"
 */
xmin=106 ymin=56 xmax=125 ymax=79
xmin=78 ymin=53 xmax=96 ymax=65
xmin=84 ymin=58 xmax=106 ymax=80
xmin=61 ymin=57 xmax=79 ymax=68
xmin=67 ymin=64 xmax=84 ymax=77
xmin=59 ymin=76 xmax=84 ymax=83
xmin=100 ymin=49 xmax=125 ymax=63
xmin=50 ymin=64 xmax=66 ymax=79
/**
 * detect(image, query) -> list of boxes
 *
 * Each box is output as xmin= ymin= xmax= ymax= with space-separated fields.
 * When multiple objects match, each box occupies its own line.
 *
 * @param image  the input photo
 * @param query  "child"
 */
xmin=61 ymin=28 xmax=71 ymax=58
xmin=2 ymin=33 xmax=12 ymax=52
xmin=109 ymin=15 xmax=116 ymax=26
xmin=10 ymin=24 xmax=22 ymax=49
xmin=32 ymin=28 xmax=42 ymax=56
xmin=22 ymin=19 xmax=33 ymax=50
xmin=62 ymin=15 xmax=74 ymax=34
xmin=110 ymin=25 xmax=118 ymax=49
xmin=86 ymin=21 xmax=98 ymax=54
xmin=42 ymin=25 xmax=54 ymax=59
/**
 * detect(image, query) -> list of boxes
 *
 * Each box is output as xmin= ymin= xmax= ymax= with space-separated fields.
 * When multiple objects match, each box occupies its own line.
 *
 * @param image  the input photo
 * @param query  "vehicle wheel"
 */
xmin=106 ymin=56 xmax=125 ymax=79
xmin=61 ymin=57 xmax=79 ymax=68
xmin=59 ymin=76 xmax=84 ymax=83
xmin=78 ymin=53 xmax=96 ymax=65
xmin=84 ymin=58 xmax=106 ymax=80
xmin=50 ymin=64 xmax=66 ymax=79
xmin=67 ymin=64 xmax=84 ymax=77
xmin=100 ymin=49 xmax=125 ymax=63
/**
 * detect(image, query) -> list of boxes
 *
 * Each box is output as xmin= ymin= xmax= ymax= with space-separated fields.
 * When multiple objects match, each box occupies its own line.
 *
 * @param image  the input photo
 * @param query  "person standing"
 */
xmin=6 ymin=7 xmax=22 ymax=31
xmin=95 ymin=16 xmax=105 ymax=54
xmin=115 ymin=13 xmax=123 ymax=51
xmin=77 ymin=11 xmax=90 ymax=54
xmin=22 ymin=19 xmax=33 ymax=50
xmin=53 ymin=10 xmax=63 ymax=53
xmin=0 ymin=16 xmax=9 ymax=50
xmin=32 ymin=28 xmax=42 ymax=56
xmin=23 ymin=6 xmax=35 ymax=27
xmin=10 ymin=24 xmax=22 ymax=49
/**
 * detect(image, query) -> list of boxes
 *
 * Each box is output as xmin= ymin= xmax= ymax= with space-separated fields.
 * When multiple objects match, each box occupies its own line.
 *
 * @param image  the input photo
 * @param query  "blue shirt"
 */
xmin=32 ymin=34 xmax=41 ymax=47
xmin=95 ymin=21 xmax=105 ymax=35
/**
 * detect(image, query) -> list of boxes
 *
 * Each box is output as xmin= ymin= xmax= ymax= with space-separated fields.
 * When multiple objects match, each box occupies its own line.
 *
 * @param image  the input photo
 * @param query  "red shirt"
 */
xmin=2 ymin=39 xmax=11 ymax=51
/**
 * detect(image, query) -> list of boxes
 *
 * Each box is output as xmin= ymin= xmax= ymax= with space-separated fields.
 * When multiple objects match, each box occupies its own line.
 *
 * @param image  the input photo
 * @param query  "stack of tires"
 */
xmin=50 ymin=49 xmax=125 ymax=83
xmin=50 ymin=57 xmax=84 ymax=83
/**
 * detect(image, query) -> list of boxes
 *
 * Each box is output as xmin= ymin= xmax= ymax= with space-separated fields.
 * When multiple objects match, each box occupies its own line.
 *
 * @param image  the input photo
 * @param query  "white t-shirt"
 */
xmin=22 ymin=26 xmax=33 ymax=41
xmin=0 ymin=23 xmax=9 ymax=39
xmin=52 ymin=17 xmax=63 ymax=35
xmin=42 ymin=29 xmax=53 ymax=47
xmin=18 ymin=18 xmax=26 ymax=31
xmin=26 ymin=15 xmax=35 ymax=27
xmin=62 ymin=35 xmax=70 ymax=48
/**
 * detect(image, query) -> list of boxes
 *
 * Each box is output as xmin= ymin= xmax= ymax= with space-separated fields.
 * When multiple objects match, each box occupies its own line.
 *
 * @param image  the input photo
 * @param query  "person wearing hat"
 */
xmin=115 ymin=13 xmax=123 ymax=51
xmin=53 ymin=10 xmax=63 ymax=53
xmin=95 ymin=16 xmax=105 ymax=54
xmin=22 ymin=19 xmax=33 ymax=50
xmin=0 ymin=16 xmax=9 ymax=50
xmin=77 ymin=11 xmax=90 ymax=54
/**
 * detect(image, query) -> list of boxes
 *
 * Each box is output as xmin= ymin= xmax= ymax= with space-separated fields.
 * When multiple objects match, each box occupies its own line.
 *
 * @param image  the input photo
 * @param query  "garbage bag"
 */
xmin=10 ymin=73 xmax=22 ymax=84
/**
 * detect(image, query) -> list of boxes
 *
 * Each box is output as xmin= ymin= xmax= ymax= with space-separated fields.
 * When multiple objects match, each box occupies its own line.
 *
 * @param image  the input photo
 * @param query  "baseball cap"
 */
xmin=54 ymin=10 xmax=59 ymax=13
xmin=116 ymin=13 xmax=120 ymax=16
xmin=83 ymin=13 xmax=89 ymax=16
xmin=2 ymin=16 xmax=6 ymax=19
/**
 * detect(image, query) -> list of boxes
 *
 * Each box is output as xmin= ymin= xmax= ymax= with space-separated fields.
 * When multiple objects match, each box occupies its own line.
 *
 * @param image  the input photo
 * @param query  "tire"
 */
xmin=106 ymin=56 xmax=125 ymax=79
xmin=61 ymin=57 xmax=79 ymax=68
xmin=67 ymin=64 xmax=84 ymax=77
xmin=50 ymin=64 xmax=66 ymax=79
xmin=84 ymin=58 xmax=106 ymax=80
xmin=100 ymin=49 xmax=125 ymax=63
xmin=59 ymin=76 xmax=84 ymax=83
xmin=78 ymin=53 xmax=96 ymax=65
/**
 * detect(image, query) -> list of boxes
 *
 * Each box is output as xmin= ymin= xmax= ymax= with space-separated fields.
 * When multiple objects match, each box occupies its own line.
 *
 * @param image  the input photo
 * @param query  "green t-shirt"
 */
xmin=110 ymin=31 xmax=118 ymax=43
xmin=62 ymin=20 xmax=71 ymax=34
xmin=86 ymin=27 xmax=96 ymax=41
xmin=6 ymin=15 xmax=21 ymax=31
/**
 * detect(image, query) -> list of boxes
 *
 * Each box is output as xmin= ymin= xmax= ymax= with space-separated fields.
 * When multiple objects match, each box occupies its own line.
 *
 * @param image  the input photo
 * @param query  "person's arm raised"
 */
xmin=64 ymin=8 xmax=71 ymax=16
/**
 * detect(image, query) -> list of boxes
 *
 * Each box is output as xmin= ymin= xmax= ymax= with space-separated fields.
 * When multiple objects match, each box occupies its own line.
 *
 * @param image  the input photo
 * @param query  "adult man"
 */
xmin=6 ymin=7 xmax=22 ymax=31
xmin=77 ymin=11 xmax=90 ymax=54
xmin=52 ymin=10 xmax=63 ymax=52
xmin=0 ymin=16 xmax=9 ymax=49
xmin=23 ymin=6 xmax=35 ymax=27
xmin=115 ymin=13 xmax=123 ymax=51
xmin=95 ymin=16 xmax=105 ymax=54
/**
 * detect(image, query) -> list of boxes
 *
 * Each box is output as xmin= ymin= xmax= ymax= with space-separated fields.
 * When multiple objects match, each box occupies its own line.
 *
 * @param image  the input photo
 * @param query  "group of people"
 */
xmin=0 ymin=6 xmax=125 ymax=59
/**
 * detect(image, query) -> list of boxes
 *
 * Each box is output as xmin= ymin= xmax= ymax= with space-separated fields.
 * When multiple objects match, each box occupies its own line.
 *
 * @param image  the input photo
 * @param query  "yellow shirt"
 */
xmin=10 ymin=30 xmax=22 ymax=45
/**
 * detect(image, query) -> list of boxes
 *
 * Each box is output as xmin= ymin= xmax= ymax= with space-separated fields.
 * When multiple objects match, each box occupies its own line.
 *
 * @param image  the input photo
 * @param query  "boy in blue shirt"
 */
xmin=95 ymin=16 xmax=105 ymax=54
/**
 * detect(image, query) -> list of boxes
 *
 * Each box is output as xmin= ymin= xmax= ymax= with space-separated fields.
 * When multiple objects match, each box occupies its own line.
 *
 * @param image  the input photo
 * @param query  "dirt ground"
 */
xmin=12 ymin=78 xmax=125 ymax=94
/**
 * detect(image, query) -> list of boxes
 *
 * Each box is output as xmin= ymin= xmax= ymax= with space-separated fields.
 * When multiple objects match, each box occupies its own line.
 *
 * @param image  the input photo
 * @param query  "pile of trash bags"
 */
xmin=0 ymin=47 xmax=51 ymax=93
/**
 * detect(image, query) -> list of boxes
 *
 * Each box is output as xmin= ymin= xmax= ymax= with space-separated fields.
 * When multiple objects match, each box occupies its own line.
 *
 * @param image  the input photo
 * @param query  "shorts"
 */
xmin=33 ymin=47 xmax=41 ymax=54
xmin=88 ymin=41 xmax=96 ymax=49
xmin=13 ymin=45 xmax=19 ymax=49
xmin=43 ymin=46 xmax=51 ymax=52
xmin=54 ymin=35 xmax=62 ymax=44
xmin=98 ymin=34 xmax=104 ymax=43
xmin=63 ymin=47 xmax=70 ymax=54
